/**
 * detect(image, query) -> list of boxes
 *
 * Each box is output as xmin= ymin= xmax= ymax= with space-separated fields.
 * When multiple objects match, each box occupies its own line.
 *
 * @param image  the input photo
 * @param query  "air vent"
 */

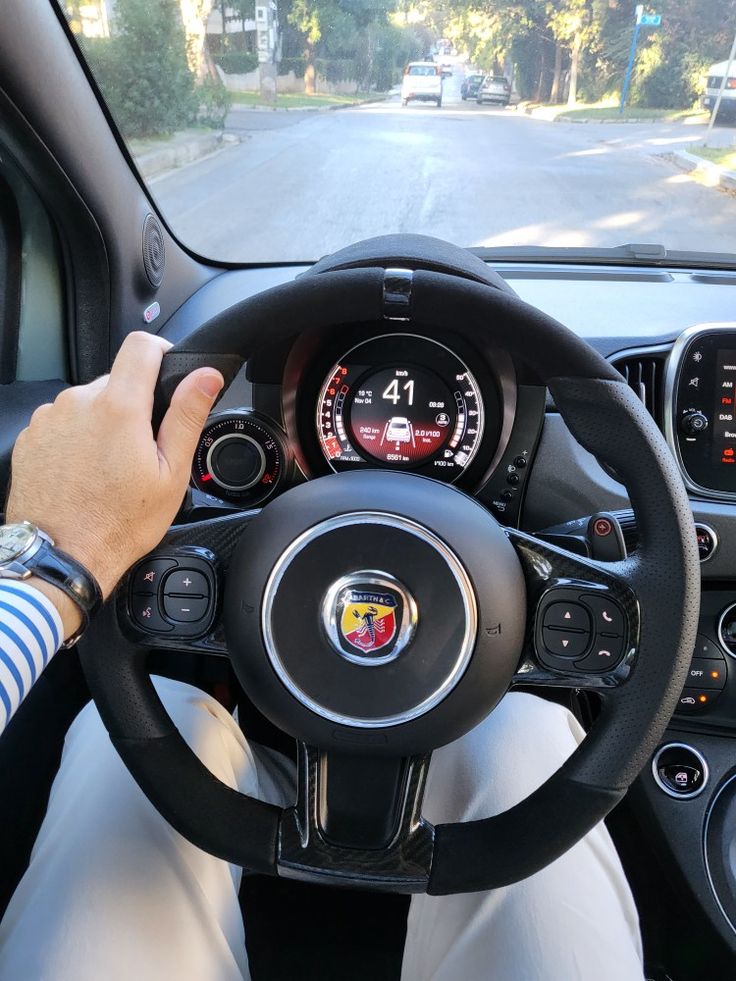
xmin=142 ymin=213 xmax=165 ymax=288
xmin=610 ymin=346 xmax=672 ymax=430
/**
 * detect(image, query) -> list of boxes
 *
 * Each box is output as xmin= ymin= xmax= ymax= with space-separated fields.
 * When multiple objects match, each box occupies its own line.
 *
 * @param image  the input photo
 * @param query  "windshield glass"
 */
xmin=57 ymin=1 xmax=736 ymax=264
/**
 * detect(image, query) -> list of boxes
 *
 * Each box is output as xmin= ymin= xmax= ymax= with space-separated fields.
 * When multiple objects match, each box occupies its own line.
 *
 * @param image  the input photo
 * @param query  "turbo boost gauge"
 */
xmin=192 ymin=412 xmax=286 ymax=507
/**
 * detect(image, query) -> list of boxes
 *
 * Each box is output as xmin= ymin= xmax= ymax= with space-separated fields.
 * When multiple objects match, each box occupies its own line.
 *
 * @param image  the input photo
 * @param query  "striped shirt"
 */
xmin=0 ymin=580 xmax=62 ymax=736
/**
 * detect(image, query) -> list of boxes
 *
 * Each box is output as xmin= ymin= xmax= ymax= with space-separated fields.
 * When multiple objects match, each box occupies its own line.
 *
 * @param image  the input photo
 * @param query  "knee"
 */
xmin=422 ymin=693 xmax=584 ymax=825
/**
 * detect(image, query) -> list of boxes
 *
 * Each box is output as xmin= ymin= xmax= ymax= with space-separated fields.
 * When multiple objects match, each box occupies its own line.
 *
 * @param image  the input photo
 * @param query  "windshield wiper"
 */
xmin=470 ymin=243 xmax=736 ymax=269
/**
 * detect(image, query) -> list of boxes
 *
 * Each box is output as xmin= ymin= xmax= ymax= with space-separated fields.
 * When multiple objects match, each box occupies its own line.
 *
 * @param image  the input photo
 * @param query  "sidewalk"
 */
xmin=129 ymin=130 xmax=227 ymax=179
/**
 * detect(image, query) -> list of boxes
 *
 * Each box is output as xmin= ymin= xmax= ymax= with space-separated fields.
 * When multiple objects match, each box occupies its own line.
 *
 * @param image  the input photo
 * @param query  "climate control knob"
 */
xmin=680 ymin=411 xmax=709 ymax=436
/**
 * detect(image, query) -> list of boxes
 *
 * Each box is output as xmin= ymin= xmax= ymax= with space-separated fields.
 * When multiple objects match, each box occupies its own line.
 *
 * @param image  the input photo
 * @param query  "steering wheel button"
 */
xmin=163 ymin=594 xmax=210 ymax=622
xmin=542 ymin=628 xmax=589 ymax=658
xmin=687 ymin=659 xmax=726 ymax=689
xmin=542 ymin=602 xmax=590 ymax=632
xmin=131 ymin=558 xmax=177 ymax=594
xmin=164 ymin=569 xmax=209 ymax=597
xmin=130 ymin=594 xmax=173 ymax=633
xmin=574 ymin=635 xmax=626 ymax=671
xmin=580 ymin=595 xmax=625 ymax=636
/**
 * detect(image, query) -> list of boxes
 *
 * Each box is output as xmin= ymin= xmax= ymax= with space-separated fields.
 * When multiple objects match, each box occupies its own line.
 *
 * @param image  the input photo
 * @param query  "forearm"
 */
xmin=0 ymin=580 xmax=64 ymax=736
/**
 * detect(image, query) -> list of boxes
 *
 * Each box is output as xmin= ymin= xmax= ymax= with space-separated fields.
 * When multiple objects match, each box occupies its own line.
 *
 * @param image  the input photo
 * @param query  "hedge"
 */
xmin=215 ymin=51 xmax=259 ymax=75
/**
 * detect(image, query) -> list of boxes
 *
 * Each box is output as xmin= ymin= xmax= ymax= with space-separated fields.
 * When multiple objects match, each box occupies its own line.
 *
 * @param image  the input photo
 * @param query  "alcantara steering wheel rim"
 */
xmin=79 ymin=243 xmax=700 ymax=895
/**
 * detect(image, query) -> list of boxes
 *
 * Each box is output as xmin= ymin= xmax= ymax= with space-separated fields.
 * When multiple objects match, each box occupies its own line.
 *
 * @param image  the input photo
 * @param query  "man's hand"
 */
xmin=6 ymin=332 xmax=224 ymax=611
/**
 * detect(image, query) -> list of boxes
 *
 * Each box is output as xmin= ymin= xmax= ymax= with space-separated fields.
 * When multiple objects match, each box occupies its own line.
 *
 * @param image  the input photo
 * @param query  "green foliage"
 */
xmin=197 ymin=76 xmax=233 ymax=127
xmin=279 ymin=56 xmax=307 ymax=76
xmin=287 ymin=0 xmax=419 ymax=90
xmin=79 ymin=0 xmax=196 ymax=138
xmin=215 ymin=51 xmax=259 ymax=74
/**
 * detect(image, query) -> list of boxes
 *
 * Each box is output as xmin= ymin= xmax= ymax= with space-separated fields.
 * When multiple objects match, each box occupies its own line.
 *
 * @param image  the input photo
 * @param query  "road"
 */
xmin=151 ymin=70 xmax=736 ymax=262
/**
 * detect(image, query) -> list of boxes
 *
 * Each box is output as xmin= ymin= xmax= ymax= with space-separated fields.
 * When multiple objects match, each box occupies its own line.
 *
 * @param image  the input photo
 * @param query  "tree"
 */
xmin=84 ymin=0 xmax=197 ymax=137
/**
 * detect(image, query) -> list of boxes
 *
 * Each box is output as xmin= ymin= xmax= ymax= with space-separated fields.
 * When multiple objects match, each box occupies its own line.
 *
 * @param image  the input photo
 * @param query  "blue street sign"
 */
xmin=621 ymin=8 xmax=662 ymax=113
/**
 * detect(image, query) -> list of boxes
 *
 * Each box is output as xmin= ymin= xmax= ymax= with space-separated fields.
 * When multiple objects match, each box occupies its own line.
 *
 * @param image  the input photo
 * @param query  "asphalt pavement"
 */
xmin=150 ymin=71 xmax=736 ymax=262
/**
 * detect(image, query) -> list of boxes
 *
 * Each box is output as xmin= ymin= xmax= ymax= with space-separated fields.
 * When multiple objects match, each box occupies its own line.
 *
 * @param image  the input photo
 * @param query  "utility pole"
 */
xmin=705 ymin=29 xmax=736 ymax=144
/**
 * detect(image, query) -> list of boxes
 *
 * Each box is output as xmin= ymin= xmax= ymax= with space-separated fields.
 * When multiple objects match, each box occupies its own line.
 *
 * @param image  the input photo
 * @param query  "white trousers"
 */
xmin=0 ymin=679 xmax=644 ymax=981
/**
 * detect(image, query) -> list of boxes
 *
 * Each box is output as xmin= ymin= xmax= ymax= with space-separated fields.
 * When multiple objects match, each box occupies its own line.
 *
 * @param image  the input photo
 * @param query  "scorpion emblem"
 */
xmin=352 ymin=605 xmax=386 ymax=647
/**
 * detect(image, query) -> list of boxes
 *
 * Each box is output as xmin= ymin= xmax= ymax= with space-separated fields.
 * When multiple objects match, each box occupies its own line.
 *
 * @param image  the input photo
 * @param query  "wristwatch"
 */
xmin=0 ymin=520 xmax=102 ymax=647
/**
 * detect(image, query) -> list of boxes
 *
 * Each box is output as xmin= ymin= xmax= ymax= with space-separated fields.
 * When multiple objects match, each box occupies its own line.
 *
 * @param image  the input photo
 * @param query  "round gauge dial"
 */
xmin=192 ymin=413 xmax=285 ymax=506
xmin=317 ymin=335 xmax=484 ymax=482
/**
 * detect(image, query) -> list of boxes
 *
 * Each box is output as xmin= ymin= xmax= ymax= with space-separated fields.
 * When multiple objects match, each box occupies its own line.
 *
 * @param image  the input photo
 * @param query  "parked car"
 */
xmin=702 ymin=60 xmax=736 ymax=122
xmin=401 ymin=61 xmax=442 ymax=107
xmin=461 ymin=73 xmax=485 ymax=101
xmin=477 ymin=75 xmax=511 ymax=106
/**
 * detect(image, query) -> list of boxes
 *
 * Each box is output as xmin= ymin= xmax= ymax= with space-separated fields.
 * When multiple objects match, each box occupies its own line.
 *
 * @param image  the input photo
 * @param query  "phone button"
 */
xmin=580 ymin=595 xmax=625 ymax=637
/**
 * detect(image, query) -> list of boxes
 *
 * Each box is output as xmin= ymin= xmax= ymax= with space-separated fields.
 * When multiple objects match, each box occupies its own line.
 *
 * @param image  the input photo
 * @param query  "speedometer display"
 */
xmin=317 ymin=335 xmax=484 ymax=482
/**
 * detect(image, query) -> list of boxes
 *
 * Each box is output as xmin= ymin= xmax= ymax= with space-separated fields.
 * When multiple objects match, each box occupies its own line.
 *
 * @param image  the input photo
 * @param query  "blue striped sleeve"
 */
xmin=0 ymin=581 xmax=63 ymax=735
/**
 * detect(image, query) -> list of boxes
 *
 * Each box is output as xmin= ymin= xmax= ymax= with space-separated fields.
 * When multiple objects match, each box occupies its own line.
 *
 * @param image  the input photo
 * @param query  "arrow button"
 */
xmin=542 ymin=628 xmax=590 ymax=658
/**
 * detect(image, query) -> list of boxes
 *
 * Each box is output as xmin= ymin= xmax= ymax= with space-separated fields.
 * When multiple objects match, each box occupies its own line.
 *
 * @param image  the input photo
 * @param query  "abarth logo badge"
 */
xmin=322 ymin=572 xmax=417 ymax=665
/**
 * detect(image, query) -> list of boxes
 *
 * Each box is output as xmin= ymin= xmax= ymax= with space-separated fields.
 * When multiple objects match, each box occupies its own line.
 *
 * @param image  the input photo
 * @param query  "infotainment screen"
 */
xmin=668 ymin=327 xmax=736 ymax=498
xmin=713 ymin=350 xmax=736 ymax=467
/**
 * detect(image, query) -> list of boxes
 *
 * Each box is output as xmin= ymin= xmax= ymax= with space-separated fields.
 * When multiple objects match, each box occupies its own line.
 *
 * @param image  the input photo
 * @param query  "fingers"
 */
xmin=156 ymin=368 xmax=224 ymax=478
xmin=105 ymin=332 xmax=172 ymax=411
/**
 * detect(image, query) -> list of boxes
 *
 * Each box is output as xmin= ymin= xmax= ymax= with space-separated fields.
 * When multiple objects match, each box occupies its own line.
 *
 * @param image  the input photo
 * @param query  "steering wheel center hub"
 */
xmin=321 ymin=568 xmax=417 ymax=666
xmin=225 ymin=470 xmax=527 ymax=754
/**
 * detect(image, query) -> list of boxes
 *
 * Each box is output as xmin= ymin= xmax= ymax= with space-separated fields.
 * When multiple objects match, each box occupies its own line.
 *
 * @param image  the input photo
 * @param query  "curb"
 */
xmin=516 ymin=103 xmax=706 ymax=125
xmin=667 ymin=148 xmax=736 ymax=191
xmin=133 ymin=131 xmax=224 ymax=179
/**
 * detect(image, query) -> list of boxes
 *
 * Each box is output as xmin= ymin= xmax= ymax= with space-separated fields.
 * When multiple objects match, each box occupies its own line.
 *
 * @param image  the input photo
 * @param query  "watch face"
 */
xmin=0 ymin=523 xmax=37 ymax=563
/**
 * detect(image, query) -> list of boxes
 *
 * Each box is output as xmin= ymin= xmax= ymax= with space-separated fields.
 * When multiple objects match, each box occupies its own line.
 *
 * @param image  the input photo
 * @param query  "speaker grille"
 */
xmin=142 ymin=214 xmax=165 ymax=288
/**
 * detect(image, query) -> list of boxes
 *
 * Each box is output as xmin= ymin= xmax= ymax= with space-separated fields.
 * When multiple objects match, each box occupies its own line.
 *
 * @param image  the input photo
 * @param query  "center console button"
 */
xmin=677 ymin=688 xmax=719 ymax=713
xmin=686 ymin=659 xmax=726 ymax=689
xmin=694 ymin=634 xmax=724 ymax=660
xmin=652 ymin=743 xmax=709 ymax=799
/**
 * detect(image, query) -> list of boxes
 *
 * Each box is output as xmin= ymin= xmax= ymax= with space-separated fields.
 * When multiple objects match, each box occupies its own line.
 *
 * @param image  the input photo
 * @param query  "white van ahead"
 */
xmin=401 ymin=62 xmax=443 ymax=108
xmin=702 ymin=59 xmax=736 ymax=121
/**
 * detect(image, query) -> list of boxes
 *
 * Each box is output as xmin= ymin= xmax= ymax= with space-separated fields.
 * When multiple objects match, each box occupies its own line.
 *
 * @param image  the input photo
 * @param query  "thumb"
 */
xmin=157 ymin=368 xmax=224 ymax=477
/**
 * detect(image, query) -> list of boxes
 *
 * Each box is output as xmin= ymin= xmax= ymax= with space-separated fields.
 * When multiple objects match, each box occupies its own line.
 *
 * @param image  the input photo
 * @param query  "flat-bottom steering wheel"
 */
xmin=80 ymin=236 xmax=699 ymax=895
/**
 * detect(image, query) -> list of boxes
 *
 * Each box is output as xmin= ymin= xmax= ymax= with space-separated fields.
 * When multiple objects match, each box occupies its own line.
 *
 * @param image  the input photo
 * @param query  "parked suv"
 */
xmin=477 ymin=75 xmax=511 ymax=106
xmin=401 ymin=62 xmax=443 ymax=107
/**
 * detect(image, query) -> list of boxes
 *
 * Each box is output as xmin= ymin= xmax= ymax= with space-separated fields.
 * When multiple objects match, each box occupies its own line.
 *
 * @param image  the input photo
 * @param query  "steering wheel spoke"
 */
xmin=508 ymin=529 xmax=640 ymax=690
xmin=278 ymin=742 xmax=434 ymax=892
xmin=118 ymin=509 xmax=260 ymax=655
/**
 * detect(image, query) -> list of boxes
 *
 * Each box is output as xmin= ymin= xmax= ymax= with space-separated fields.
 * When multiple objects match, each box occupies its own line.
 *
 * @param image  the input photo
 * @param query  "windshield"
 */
xmin=57 ymin=1 xmax=736 ymax=264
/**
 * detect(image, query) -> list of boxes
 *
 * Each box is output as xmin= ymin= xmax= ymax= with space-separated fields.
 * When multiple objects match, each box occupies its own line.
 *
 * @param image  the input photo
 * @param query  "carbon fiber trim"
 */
xmin=277 ymin=743 xmax=434 ymax=892
xmin=510 ymin=528 xmax=640 ymax=690
xmin=117 ymin=510 xmax=258 ymax=655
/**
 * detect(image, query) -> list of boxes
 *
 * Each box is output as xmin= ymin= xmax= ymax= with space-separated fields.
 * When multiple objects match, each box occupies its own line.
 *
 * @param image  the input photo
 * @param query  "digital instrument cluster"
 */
xmin=315 ymin=334 xmax=485 ymax=483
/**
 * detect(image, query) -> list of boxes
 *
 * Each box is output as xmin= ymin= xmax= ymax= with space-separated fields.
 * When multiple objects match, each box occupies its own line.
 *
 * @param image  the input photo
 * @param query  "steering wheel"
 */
xmin=80 ymin=236 xmax=699 ymax=895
